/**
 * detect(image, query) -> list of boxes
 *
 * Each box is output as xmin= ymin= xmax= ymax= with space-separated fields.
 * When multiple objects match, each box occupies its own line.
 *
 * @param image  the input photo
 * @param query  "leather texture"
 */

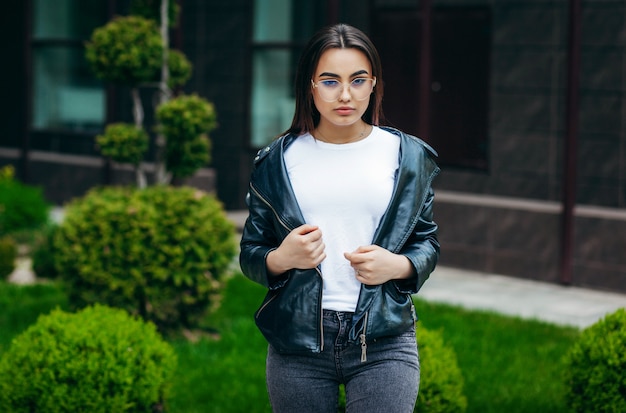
xmin=239 ymin=126 xmax=440 ymax=353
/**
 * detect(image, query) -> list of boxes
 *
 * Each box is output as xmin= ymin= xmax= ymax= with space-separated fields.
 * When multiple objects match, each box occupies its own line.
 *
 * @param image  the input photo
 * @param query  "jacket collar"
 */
xmin=252 ymin=126 xmax=439 ymax=247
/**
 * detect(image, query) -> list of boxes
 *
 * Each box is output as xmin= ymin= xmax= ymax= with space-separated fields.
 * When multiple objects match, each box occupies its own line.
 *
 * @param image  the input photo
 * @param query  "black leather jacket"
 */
xmin=239 ymin=126 xmax=440 ymax=357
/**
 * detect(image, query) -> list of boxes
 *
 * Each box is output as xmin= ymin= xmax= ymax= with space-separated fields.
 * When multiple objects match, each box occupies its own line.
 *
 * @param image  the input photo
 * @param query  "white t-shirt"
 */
xmin=284 ymin=126 xmax=400 ymax=311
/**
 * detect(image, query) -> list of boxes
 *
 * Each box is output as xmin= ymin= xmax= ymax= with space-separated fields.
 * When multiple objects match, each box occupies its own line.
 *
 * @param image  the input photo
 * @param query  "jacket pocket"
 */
xmin=254 ymin=270 xmax=323 ymax=353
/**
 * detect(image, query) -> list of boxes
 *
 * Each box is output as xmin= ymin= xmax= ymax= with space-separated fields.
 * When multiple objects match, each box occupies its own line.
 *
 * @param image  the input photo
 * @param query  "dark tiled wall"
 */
xmin=435 ymin=194 xmax=626 ymax=293
xmin=180 ymin=0 xmax=253 ymax=210
xmin=435 ymin=0 xmax=626 ymax=208
xmin=432 ymin=0 xmax=626 ymax=291
xmin=574 ymin=212 xmax=626 ymax=291
xmin=435 ymin=194 xmax=561 ymax=282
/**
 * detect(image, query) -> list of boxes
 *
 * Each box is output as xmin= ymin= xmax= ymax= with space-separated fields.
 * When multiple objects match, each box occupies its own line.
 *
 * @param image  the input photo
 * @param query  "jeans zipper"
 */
xmin=249 ymin=183 xmax=325 ymax=352
xmin=360 ymin=311 xmax=369 ymax=362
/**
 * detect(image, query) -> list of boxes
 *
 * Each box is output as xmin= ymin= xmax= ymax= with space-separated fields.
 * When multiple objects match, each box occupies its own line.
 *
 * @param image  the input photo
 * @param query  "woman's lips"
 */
xmin=335 ymin=107 xmax=355 ymax=115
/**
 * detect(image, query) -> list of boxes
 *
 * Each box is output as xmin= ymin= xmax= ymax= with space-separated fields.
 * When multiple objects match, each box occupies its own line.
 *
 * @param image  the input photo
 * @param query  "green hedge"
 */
xmin=564 ymin=308 xmax=626 ymax=412
xmin=96 ymin=123 xmax=149 ymax=166
xmin=53 ymin=186 xmax=237 ymax=333
xmin=156 ymin=94 xmax=217 ymax=179
xmin=416 ymin=326 xmax=467 ymax=413
xmin=85 ymin=15 xmax=163 ymax=85
xmin=0 ymin=304 xmax=177 ymax=412
xmin=0 ymin=166 xmax=50 ymax=234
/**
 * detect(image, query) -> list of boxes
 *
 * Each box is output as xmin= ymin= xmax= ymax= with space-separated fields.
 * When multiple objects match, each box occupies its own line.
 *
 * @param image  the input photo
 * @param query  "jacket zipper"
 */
xmin=249 ymin=183 xmax=325 ymax=352
xmin=249 ymin=184 xmax=292 ymax=234
xmin=360 ymin=311 xmax=369 ymax=362
xmin=255 ymin=293 xmax=278 ymax=317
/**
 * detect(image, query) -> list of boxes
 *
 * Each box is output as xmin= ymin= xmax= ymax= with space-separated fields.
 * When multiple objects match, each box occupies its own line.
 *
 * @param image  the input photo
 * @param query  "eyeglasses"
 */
xmin=311 ymin=77 xmax=376 ymax=102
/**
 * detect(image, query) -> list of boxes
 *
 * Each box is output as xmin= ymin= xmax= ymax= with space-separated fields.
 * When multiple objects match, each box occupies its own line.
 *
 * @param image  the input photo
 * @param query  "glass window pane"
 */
xmin=33 ymin=0 xmax=107 ymax=40
xmin=253 ymin=0 xmax=292 ymax=42
xmin=32 ymin=46 xmax=105 ymax=132
xmin=251 ymin=50 xmax=294 ymax=147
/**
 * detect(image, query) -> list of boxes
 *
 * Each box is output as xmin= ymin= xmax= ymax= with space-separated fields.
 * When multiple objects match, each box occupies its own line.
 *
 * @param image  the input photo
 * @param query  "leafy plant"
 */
xmin=53 ymin=186 xmax=237 ymax=333
xmin=415 ymin=326 xmax=467 ymax=413
xmin=156 ymin=94 xmax=217 ymax=179
xmin=564 ymin=308 xmax=626 ymax=413
xmin=157 ymin=94 xmax=217 ymax=143
xmin=85 ymin=15 xmax=163 ymax=85
xmin=96 ymin=123 xmax=149 ymax=166
xmin=0 ymin=165 xmax=50 ymax=234
xmin=0 ymin=304 xmax=177 ymax=413
xmin=166 ymin=49 xmax=193 ymax=88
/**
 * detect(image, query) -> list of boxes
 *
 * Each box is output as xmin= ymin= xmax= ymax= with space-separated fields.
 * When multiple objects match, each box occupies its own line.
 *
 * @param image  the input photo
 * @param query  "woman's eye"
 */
xmin=352 ymin=78 xmax=367 ymax=86
xmin=320 ymin=80 xmax=339 ymax=88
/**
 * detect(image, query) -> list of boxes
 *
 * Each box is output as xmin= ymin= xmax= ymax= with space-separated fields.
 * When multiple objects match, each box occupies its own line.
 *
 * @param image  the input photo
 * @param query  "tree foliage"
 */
xmin=85 ymin=15 xmax=163 ymax=85
xmin=156 ymin=94 xmax=217 ymax=179
xmin=0 ymin=305 xmax=177 ymax=413
xmin=53 ymin=186 xmax=237 ymax=333
xmin=96 ymin=123 xmax=149 ymax=166
xmin=564 ymin=308 xmax=626 ymax=413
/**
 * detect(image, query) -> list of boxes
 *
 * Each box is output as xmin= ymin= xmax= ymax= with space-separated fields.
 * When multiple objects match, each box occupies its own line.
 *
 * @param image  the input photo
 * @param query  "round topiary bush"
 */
xmin=96 ymin=123 xmax=149 ymax=166
xmin=53 ymin=185 xmax=237 ymax=332
xmin=85 ymin=15 xmax=163 ymax=85
xmin=156 ymin=94 xmax=217 ymax=179
xmin=564 ymin=308 xmax=626 ymax=413
xmin=415 ymin=326 xmax=467 ymax=413
xmin=165 ymin=49 xmax=192 ymax=88
xmin=0 ymin=304 xmax=177 ymax=413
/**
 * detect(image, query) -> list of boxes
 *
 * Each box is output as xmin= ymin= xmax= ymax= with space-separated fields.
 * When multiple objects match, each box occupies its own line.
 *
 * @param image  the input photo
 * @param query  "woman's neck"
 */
xmin=314 ymin=122 xmax=371 ymax=144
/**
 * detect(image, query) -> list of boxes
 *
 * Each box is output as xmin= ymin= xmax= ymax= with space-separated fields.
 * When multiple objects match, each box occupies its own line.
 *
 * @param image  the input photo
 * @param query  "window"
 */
xmin=31 ymin=0 xmax=107 ymax=132
xmin=250 ymin=0 xmax=323 ymax=148
xmin=372 ymin=6 xmax=491 ymax=170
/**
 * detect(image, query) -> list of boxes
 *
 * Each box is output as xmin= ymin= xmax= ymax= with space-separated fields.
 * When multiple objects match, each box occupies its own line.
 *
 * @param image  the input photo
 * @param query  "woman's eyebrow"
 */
xmin=317 ymin=69 xmax=370 ymax=78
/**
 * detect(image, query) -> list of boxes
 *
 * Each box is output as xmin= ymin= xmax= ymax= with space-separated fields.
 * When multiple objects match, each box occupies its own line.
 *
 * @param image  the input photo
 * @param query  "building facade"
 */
xmin=2 ymin=0 xmax=625 ymax=292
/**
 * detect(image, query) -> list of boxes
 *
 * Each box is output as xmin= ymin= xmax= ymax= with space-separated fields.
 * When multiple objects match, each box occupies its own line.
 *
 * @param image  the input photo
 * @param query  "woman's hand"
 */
xmin=266 ymin=224 xmax=326 ymax=275
xmin=344 ymin=245 xmax=414 ymax=285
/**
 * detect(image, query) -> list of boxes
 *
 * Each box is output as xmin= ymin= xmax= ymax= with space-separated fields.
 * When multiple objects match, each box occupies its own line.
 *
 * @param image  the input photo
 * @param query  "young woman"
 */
xmin=239 ymin=23 xmax=440 ymax=413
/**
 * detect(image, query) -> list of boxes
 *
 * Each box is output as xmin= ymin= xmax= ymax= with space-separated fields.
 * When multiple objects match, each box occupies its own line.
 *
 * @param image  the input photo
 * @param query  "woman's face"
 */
xmin=311 ymin=48 xmax=374 ymax=129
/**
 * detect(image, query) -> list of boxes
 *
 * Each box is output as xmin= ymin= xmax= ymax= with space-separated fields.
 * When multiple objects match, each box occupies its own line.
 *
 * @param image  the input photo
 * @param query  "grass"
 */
xmin=0 ymin=274 xmax=580 ymax=413
xmin=414 ymin=299 xmax=579 ymax=413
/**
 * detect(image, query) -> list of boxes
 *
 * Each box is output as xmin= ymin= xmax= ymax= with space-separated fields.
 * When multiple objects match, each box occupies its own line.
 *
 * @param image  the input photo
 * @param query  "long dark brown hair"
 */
xmin=284 ymin=24 xmax=385 ymax=136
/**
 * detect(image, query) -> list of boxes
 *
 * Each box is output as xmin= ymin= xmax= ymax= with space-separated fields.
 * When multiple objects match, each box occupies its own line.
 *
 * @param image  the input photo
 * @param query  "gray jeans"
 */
xmin=266 ymin=309 xmax=420 ymax=413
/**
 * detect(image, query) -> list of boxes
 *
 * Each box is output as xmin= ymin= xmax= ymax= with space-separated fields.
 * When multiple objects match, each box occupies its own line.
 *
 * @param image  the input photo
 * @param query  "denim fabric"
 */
xmin=266 ymin=309 xmax=420 ymax=413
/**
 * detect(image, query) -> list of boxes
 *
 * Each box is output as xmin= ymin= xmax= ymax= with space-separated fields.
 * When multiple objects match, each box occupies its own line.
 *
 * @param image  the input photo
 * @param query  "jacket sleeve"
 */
xmin=396 ymin=186 xmax=440 ymax=294
xmin=239 ymin=187 xmax=289 ymax=290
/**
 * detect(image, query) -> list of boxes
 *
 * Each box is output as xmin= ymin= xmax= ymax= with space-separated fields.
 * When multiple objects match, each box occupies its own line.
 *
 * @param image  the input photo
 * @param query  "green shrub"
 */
xmin=157 ymin=94 xmax=217 ymax=141
xmin=53 ymin=186 xmax=237 ymax=332
xmin=416 ymin=326 xmax=467 ymax=413
xmin=31 ymin=224 xmax=59 ymax=280
xmin=85 ymin=15 xmax=163 ymax=85
xmin=96 ymin=123 xmax=149 ymax=165
xmin=0 ymin=236 xmax=17 ymax=280
xmin=156 ymin=94 xmax=217 ymax=179
xmin=165 ymin=133 xmax=211 ymax=179
xmin=0 ymin=166 xmax=50 ymax=234
xmin=0 ymin=304 xmax=177 ymax=413
xmin=564 ymin=308 xmax=626 ymax=413
xmin=166 ymin=49 xmax=192 ymax=88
